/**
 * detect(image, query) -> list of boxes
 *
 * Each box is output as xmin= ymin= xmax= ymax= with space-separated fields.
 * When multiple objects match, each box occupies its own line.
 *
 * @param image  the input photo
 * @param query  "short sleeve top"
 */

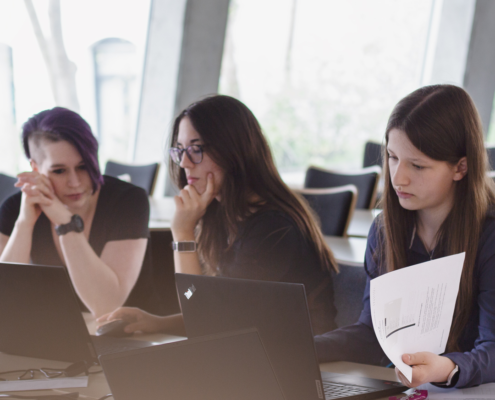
xmin=219 ymin=208 xmax=338 ymax=335
xmin=0 ymin=175 xmax=162 ymax=313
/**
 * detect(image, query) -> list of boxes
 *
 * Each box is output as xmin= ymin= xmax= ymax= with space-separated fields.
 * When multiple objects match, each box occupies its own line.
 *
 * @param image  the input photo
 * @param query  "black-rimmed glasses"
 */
xmin=169 ymin=145 xmax=205 ymax=165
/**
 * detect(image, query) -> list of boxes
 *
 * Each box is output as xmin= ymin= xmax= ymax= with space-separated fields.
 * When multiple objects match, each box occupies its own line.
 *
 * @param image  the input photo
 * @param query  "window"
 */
xmin=0 ymin=0 xmax=150 ymax=176
xmin=219 ymin=0 xmax=433 ymax=181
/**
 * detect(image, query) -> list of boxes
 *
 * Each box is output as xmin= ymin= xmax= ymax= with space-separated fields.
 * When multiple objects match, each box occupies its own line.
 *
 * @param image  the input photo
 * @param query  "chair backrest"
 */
xmin=104 ymin=161 xmax=160 ymax=196
xmin=304 ymin=165 xmax=381 ymax=209
xmin=0 ymin=173 xmax=20 ymax=206
xmin=486 ymin=146 xmax=495 ymax=171
xmin=293 ymin=185 xmax=357 ymax=237
xmin=363 ymin=141 xmax=384 ymax=168
xmin=332 ymin=264 xmax=367 ymax=327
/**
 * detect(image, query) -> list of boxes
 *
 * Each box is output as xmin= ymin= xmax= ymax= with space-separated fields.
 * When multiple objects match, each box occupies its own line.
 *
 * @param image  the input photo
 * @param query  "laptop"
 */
xmin=0 ymin=262 xmax=154 ymax=363
xmin=100 ymin=328 xmax=286 ymax=400
xmin=175 ymin=274 xmax=406 ymax=400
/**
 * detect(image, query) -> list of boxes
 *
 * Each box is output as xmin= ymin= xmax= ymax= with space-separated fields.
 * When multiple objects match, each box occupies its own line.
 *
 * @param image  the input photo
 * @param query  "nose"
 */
xmin=67 ymin=168 xmax=81 ymax=188
xmin=179 ymin=151 xmax=194 ymax=169
xmin=390 ymin=161 xmax=410 ymax=189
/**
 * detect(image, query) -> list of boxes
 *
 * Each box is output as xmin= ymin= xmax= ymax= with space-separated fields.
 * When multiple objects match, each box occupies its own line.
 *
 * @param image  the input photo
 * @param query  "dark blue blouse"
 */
xmin=314 ymin=214 xmax=495 ymax=388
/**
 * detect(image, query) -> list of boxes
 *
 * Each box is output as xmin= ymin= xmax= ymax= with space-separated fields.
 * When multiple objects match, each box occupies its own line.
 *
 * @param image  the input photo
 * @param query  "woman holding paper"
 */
xmin=315 ymin=84 xmax=495 ymax=389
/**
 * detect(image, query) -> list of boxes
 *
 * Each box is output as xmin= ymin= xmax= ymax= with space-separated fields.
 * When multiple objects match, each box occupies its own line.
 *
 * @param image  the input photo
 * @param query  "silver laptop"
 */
xmin=175 ymin=273 xmax=406 ymax=400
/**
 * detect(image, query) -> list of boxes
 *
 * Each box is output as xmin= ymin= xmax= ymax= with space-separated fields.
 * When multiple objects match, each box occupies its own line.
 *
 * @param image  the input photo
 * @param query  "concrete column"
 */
xmin=133 ymin=0 xmax=230 ymax=196
xmin=421 ymin=0 xmax=475 ymax=86
xmin=463 ymin=0 xmax=495 ymax=133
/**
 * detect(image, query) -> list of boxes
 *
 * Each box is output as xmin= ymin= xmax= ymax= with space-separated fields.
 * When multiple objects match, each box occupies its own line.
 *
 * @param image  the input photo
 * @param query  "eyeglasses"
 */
xmin=169 ymin=145 xmax=204 ymax=165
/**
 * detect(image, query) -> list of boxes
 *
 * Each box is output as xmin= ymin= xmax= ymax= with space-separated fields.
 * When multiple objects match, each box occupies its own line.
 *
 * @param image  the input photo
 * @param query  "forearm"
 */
xmin=0 ymin=221 xmax=34 ymax=264
xmin=159 ymin=313 xmax=187 ymax=336
xmin=60 ymin=232 xmax=130 ymax=317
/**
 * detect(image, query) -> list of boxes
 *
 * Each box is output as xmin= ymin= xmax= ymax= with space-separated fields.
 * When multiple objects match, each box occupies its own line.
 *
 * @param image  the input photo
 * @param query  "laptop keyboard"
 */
xmin=323 ymin=382 xmax=379 ymax=399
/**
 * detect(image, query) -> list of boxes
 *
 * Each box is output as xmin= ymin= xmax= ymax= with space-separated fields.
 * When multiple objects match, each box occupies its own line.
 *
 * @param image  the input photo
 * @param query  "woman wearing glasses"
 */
xmin=0 ymin=107 xmax=161 ymax=317
xmin=99 ymin=95 xmax=338 ymax=335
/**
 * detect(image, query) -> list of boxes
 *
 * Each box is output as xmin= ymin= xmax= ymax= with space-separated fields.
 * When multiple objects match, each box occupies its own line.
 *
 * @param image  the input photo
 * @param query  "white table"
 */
xmin=346 ymin=209 xmax=381 ymax=238
xmin=324 ymin=236 xmax=367 ymax=267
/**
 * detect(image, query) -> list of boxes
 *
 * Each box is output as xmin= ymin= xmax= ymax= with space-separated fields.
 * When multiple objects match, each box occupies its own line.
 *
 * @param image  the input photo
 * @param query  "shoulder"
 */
xmin=364 ymin=216 xmax=384 ymax=278
xmin=477 ymin=211 xmax=495 ymax=268
xmin=0 ymin=191 xmax=22 ymax=236
xmin=242 ymin=208 xmax=300 ymax=240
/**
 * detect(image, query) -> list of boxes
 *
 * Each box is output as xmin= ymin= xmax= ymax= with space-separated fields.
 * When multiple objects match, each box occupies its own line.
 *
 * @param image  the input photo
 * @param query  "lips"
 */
xmin=66 ymin=193 xmax=83 ymax=201
xmin=187 ymin=177 xmax=198 ymax=185
xmin=395 ymin=190 xmax=412 ymax=199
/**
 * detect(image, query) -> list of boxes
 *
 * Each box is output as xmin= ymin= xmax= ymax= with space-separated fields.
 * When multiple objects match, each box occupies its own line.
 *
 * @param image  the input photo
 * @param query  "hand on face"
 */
xmin=16 ymin=171 xmax=71 ymax=226
xmin=395 ymin=352 xmax=456 ymax=388
xmin=171 ymin=173 xmax=217 ymax=239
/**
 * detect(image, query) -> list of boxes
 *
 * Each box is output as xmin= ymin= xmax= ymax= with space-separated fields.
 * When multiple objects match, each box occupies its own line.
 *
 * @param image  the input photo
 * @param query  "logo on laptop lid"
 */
xmin=184 ymin=284 xmax=196 ymax=299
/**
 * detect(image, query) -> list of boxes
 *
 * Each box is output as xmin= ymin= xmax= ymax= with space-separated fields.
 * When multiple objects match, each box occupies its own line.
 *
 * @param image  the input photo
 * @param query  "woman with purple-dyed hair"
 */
xmin=0 ymin=107 xmax=159 ymax=317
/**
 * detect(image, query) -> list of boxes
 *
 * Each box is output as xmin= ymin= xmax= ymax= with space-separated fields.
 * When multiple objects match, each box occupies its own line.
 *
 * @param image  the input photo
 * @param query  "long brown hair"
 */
xmin=380 ymin=84 xmax=495 ymax=351
xmin=169 ymin=95 xmax=337 ymax=275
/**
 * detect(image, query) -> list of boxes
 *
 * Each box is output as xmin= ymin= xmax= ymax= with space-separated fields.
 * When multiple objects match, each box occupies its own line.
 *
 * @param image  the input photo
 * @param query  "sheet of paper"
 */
xmin=0 ymin=376 xmax=88 ymax=392
xmin=416 ymin=382 xmax=495 ymax=399
xmin=370 ymin=252 xmax=465 ymax=383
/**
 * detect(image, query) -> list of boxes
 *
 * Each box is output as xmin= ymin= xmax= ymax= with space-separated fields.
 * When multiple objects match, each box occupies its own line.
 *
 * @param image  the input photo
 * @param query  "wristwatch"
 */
xmin=172 ymin=241 xmax=197 ymax=252
xmin=445 ymin=364 xmax=459 ymax=387
xmin=55 ymin=214 xmax=84 ymax=236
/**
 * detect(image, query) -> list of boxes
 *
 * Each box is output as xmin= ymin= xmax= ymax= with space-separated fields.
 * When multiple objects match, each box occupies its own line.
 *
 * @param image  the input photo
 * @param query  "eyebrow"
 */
xmin=386 ymin=148 xmax=425 ymax=163
xmin=49 ymin=161 xmax=85 ymax=169
xmin=177 ymin=138 xmax=202 ymax=146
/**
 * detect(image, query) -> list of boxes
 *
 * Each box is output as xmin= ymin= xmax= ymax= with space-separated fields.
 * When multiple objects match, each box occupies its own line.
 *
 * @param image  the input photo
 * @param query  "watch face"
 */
xmin=73 ymin=215 xmax=84 ymax=232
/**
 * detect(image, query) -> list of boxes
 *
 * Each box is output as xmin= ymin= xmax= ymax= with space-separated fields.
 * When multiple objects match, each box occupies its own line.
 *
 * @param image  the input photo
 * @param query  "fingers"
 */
xmin=17 ymin=172 xmax=54 ymax=199
xmin=203 ymin=173 xmax=215 ymax=201
xmin=403 ymin=352 xmax=430 ymax=366
xmin=395 ymin=368 xmax=413 ymax=388
xmin=96 ymin=307 xmax=138 ymax=324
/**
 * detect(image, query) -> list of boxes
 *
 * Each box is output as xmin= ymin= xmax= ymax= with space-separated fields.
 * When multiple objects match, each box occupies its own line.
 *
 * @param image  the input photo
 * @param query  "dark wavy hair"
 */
xmin=380 ymin=84 xmax=495 ymax=352
xmin=22 ymin=107 xmax=104 ymax=193
xmin=169 ymin=95 xmax=337 ymax=274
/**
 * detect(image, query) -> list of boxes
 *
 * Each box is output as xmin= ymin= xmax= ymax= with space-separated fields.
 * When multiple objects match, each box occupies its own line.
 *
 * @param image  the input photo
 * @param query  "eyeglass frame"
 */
xmin=169 ymin=144 xmax=206 ymax=166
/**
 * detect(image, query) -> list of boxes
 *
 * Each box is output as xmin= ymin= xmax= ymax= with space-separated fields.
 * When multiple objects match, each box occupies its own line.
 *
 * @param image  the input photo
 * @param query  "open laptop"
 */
xmin=175 ymin=274 xmax=406 ymax=400
xmin=0 ymin=262 xmax=154 ymax=363
xmin=100 ymin=328 xmax=286 ymax=400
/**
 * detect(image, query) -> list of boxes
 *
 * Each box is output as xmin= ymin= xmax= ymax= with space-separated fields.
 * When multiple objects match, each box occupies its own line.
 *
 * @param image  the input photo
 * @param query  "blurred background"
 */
xmin=1 ymin=0 xmax=494 ymax=191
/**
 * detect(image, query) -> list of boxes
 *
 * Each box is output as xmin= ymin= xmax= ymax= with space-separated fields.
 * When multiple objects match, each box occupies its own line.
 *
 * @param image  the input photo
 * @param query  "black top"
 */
xmin=219 ymin=208 xmax=337 ymax=335
xmin=0 ymin=175 xmax=162 ymax=314
xmin=314 ymin=213 xmax=495 ymax=388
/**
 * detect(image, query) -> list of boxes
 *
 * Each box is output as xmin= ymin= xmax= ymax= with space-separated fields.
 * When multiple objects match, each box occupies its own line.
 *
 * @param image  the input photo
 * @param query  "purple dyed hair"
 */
xmin=22 ymin=107 xmax=104 ymax=193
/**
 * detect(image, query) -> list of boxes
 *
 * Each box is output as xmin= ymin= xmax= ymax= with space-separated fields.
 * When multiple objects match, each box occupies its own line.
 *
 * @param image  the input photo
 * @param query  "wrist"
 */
xmin=171 ymin=229 xmax=196 ymax=242
xmin=51 ymin=210 xmax=73 ymax=226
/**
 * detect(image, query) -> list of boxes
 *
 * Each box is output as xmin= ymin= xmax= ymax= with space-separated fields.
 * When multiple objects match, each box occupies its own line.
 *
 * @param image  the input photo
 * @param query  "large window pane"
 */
xmin=0 ymin=0 xmax=150 ymax=176
xmin=219 ymin=0 xmax=433 ymax=179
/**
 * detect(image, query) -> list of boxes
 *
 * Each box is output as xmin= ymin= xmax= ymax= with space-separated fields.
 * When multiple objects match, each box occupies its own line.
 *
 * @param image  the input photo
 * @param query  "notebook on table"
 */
xmin=99 ymin=328 xmax=286 ymax=400
xmin=175 ymin=273 xmax=406 ymax=400
xmin=0 ymin=262 xmax=155 ymax=363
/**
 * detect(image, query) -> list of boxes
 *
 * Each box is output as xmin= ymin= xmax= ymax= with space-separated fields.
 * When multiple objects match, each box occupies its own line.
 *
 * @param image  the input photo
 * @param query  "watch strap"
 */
xmin=172 ymin=241 xmax=197 ymax=252
xmin=55 ymin=214 xmax=85 ymax=236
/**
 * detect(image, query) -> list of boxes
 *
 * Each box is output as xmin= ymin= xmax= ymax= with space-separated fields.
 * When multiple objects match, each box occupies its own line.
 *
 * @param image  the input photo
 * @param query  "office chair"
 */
xmin=104 ymin=161 xmax=160 ymax=196
xmin=363 ymin=141 xmax=384 ymax=168
xmin=486 ymin=146 xmax=495 ymax=171
xmin=293 ymin=185 xmax=357 ymax=237
xmin=304 ymin=165 xmax=381 ymax=210
xmin=0 ymin=173 xmax=20 ymax=206
xmin=332 ymin=263 xmax=368 ymax=327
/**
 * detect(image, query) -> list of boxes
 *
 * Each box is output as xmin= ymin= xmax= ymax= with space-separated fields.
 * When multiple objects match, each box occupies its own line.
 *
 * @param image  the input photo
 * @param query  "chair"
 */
xmin=293 ymin=185 xmax=357 ymax=237
xmin=0 ymin=173 xmax=20 ymax=206
xmin=104 ymin=161 xmax=160 ymax=196
xmin=332 ymin=264 xmax=367 ymax=327
xmin=486 ymin=146 xmax=495 ymax=171
xmin=362 ymin=141 xmax=384 ymax=168
xmin=304 ymin=165 xmax=381 ymax=209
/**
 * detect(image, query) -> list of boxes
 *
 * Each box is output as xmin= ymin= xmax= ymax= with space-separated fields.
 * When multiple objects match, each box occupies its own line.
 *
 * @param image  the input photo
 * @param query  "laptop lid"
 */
xmin=0 ymin=262 xmax=98 ymax=362
xmin=175 ymin=273 xmax=324 ymax=400
xmin=99 ymin=328 xmax=286 ymax=400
